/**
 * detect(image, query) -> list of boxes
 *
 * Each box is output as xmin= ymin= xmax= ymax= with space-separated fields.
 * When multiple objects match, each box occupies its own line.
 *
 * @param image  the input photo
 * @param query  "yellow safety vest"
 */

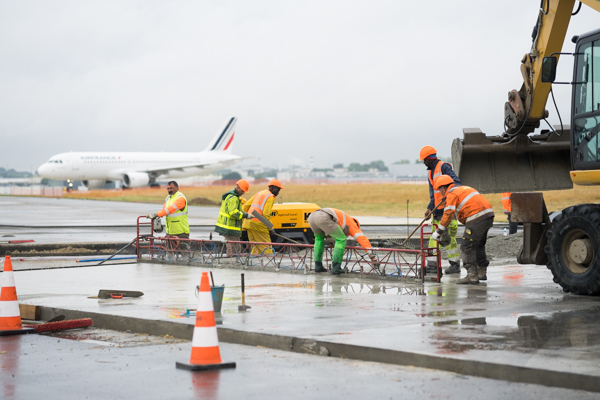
xmin=164 ymin=192 xmax=189 ymax=235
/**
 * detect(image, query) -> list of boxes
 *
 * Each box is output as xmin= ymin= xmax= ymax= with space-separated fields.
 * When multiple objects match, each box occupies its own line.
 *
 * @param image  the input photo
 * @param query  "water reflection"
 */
xmin=191 ymin=370 xmax=221 ymax=399
xmin=430 ymin=307 xmax=600 ymax=354
xmin=1 ymin=336 xmax=20 ymax=399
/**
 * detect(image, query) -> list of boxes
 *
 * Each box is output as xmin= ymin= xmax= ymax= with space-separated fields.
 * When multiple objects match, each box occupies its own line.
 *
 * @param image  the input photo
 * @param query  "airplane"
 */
xmin=37 ymin=117 xmax=243 ymax=188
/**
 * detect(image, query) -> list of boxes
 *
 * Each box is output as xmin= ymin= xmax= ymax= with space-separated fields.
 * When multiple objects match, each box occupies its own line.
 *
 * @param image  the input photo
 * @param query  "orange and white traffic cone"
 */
xmin=0 ymin=256 xmax=34 ymax=336
xmin=176 ymin=272 xmax=235 ymax=371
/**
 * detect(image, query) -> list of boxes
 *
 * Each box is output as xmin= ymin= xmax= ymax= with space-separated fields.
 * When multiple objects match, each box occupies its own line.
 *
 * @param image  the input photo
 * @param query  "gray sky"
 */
xmin=1 ymin=1 xmax=598 ymax=172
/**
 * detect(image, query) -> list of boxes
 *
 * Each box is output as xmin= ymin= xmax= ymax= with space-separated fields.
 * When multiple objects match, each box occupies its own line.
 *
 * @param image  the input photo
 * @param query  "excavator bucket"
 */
xmin=451 ymin=127 xmax=573 ymax=194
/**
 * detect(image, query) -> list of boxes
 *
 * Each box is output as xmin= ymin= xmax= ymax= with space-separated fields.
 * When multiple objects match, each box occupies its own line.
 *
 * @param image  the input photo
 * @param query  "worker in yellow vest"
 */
xmin=147 ymin=181 xmax=189 ymax=244
xmin=242 ymin=179 xmax=283 ymax=255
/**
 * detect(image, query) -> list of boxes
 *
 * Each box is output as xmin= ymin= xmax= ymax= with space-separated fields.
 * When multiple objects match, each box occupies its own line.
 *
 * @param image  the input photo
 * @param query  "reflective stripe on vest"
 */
xmin=465 ymin=209 xmax=495 ymax=223
xmin=248 ymin=190 xmax=274 ymax=216
xmin=428 ymin=161 xmax=448 ymax=210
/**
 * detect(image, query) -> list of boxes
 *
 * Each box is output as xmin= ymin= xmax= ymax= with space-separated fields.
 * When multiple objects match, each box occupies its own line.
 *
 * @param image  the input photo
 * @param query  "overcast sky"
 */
xmin=1 ymin=1 xmax=598 ymax=172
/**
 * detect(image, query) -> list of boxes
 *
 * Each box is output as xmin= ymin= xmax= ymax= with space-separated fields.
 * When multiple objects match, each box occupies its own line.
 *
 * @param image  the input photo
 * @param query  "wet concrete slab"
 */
xmin=10 ymin=260 xmax=600 ymax=390
xmin=3 ymin=329 xmax=596 ymax=400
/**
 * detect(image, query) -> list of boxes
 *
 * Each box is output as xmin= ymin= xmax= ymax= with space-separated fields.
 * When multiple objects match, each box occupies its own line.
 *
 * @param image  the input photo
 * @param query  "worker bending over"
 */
xmin=419 ymin=145 xmax=461 ymax=275
xmin=146 ymin=181 xmax=189 ymax=251
xmin=215 ymin=179 xmax=253 ymax=256
xmin=501 ymin=192 xmax=518 ymax=234
xmin=308 ymin=208 xmax=377 ymax=275
xmin=242 ymin=179 xmax=282 ymax=255
xmin=432 ymin=176 xmax=495 ymax=284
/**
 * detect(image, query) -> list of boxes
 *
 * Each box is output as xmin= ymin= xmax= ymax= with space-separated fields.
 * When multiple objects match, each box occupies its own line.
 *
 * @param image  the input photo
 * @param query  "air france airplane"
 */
xmin=38 ymin=117 xmax=242 ymax=188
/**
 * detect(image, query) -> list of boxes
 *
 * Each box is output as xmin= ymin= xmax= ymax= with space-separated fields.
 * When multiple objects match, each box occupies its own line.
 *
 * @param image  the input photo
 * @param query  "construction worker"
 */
xmin=242 ymin=179 xmax=282 ymax=255
xmin=501 ymin=192 xmax=518 ymax=234
xmin=419 ymin=145 xmax=462 ymax=275
xmin=308 ymin=208 xmax=378 ymax=275
xmin=215 ymin=179 xmax=253 ymax=256
xmin=432 ymin=175 xmax=495 ymax=284
xmin=146 ymin=181 xmax=189 ymax=252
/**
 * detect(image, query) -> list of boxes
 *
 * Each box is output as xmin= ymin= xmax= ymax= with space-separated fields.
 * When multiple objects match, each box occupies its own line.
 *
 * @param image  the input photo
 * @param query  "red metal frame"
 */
xmin=135 ymin=217 xmax=443 ymax=282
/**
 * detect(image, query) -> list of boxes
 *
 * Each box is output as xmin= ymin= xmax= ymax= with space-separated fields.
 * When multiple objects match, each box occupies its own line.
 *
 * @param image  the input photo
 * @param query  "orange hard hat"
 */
xmin=419 ymin=145 xmax=437 ymax=161
xmin=268 ymin=179 xmax=283 ymax=189
xmin=236 ymin=179 xmax=250 ymax=193
xmin=433 ymin=175 xmax=454 ymax=190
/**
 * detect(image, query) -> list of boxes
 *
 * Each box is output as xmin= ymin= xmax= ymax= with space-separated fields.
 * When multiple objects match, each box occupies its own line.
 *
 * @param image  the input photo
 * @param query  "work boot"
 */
xmin=426 ymin=259 xmax=440 ymax=276
xmin=314 ymin=261 xmax=327 ymax=273
xmin=477 ymin=265 xmax=487 ymax=281
xmin=331 ymin=262 xmax=344 ymax=275
xmin=444 ymin=261 xmax=461 ymax=274
xmin=456 ymin=264 xmax=479 ymax=285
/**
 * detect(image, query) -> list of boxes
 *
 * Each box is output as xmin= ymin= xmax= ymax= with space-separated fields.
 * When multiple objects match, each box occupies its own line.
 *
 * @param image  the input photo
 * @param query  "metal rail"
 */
xmin=135 ymin=217 xmax=441 ymax=282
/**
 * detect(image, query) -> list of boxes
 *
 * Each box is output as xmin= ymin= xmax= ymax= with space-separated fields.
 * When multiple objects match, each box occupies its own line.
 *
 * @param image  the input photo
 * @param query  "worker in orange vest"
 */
xmin=501 ymin=193 xmax=518 ymax=234
xmin=308 ymin=208 xmax=377 ymax=274
xmin=419 ymin=145 xmax=461 ymax=275
xmin=432 ymin=175 xmax=495 ymax=284
xmin=242 ymin=179 xmax=283 ymax=255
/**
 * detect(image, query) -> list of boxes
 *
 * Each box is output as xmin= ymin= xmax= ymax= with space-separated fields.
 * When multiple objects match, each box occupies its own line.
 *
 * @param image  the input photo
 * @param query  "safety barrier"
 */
xmin=136 ymin=217 xmax=441 ymax=282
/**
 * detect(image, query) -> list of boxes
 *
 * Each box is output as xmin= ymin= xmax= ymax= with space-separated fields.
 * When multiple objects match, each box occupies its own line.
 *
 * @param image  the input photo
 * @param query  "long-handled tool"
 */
xmin=96 ymin=238 xmax=138 ymax=266
xmin=251 ymin=210 xmax=303 ymax=244
xmin=238 ymin=273 xmax=251 ymax=311
xmin=399 ymin=197 xmax=446 ymax=248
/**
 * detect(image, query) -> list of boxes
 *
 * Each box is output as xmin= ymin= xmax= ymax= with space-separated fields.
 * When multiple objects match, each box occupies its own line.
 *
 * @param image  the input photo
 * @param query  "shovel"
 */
xmin=251 ymin=210 xmax=303 ymax=244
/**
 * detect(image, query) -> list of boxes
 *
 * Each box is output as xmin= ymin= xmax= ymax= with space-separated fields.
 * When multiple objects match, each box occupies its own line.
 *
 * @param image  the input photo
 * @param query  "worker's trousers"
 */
xmin=460 ymin=216 xmax=494 ymax=268
xmin=308 ymin=211 xmax=346 ymax=264
xmin=247 ymin=223 xmax=274 ymax=255
xmin=428 ymin=218 xmax=460 ymax=262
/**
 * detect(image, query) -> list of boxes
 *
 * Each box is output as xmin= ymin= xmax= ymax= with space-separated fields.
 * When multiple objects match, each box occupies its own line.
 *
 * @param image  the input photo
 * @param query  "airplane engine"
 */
xmin=82 ymin=180 xmax=110 ymax=189
xmin=123 ymin=172 xmax=150 ymax=188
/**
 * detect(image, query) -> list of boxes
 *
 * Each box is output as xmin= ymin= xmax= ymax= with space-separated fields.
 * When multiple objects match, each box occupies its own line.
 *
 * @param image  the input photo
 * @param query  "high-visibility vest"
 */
xmin=501 ymin=192 xmax=511 ymax=213
xmin=443 ymin=185 xmax=494 ymax=225
xmin=321 ymin=208 xmax=372 ymax=251
xmin=215 ymin=191 xmax=244 ymax=237
xmin=164 ymin=192 xmax=189 ymax=235
xmin=248 ymin=189 xmax=274 ymax=217
xmin=428 ymin=161 xmax=449 ymax=210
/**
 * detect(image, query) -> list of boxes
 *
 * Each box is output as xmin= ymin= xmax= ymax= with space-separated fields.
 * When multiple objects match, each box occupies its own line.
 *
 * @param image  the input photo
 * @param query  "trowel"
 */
xmin=251 ymin=210 xmax=303 ymax=244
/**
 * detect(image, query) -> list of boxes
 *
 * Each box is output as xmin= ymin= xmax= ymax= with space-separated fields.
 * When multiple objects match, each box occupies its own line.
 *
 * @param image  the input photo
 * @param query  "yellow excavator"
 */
xmin=452 ymin=0 xmax=600 ymax=295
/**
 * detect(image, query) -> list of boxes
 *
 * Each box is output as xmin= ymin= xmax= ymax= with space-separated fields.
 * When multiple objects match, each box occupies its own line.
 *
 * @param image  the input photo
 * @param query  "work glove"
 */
xmin=146 ymin=213 xmax=158 ymax=219
xmin=243 ymin=212 xmax=252 ymax=219
xmin=431 ymin=230 xmax=442 ymax=242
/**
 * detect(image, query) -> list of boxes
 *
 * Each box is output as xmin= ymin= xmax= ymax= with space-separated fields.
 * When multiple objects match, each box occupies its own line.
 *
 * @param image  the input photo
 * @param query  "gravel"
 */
xmin=486 ymin=232 xmax=523 ymax=260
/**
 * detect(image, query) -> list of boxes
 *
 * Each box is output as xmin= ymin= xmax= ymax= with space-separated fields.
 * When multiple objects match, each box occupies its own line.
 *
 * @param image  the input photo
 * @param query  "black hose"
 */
xmin=549 ymin=87 xmax=564 ymax=136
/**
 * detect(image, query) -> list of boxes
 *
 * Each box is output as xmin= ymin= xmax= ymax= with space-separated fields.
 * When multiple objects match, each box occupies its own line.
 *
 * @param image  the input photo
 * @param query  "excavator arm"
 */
xmin=452 ymin=0 xmax=600 ymax=194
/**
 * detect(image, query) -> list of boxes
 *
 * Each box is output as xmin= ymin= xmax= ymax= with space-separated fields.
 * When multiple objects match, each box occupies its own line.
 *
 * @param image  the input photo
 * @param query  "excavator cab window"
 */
xmin=572 ymin=37 xmax=600 ymax=170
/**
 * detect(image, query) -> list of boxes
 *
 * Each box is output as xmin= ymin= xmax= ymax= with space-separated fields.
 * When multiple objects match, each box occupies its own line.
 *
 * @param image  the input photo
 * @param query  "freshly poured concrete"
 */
xmin=12 ymin=261 xmax=600 ymax=388
xmin=3 ymin=332 xmax=597 ymax=400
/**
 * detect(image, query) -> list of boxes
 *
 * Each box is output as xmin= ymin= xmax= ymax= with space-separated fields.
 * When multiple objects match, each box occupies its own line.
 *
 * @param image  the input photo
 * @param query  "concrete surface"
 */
xmin=9 ymin=260 xmax=600 ymax=393
xmin=3 ymin=330 xmax=597 ymax=400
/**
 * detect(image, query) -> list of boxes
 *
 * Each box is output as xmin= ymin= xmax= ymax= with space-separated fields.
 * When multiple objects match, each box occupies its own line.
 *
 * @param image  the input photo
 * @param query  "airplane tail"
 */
xmin=203 ymin=117 xmax=237 ymax=154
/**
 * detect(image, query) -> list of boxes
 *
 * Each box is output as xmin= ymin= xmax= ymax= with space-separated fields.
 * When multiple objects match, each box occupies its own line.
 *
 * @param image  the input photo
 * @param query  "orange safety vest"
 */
xmin=501 ymin=193 xmax=511 ymax=213
xmin=321 ymin=208 xmax=372 ymax=251
xmin=440 ymin=184 xmax=494 ymax=228
xmin=428 ymin=161 xmax=449 ymax=210
xmin=248 ymin=189 xmax=275 ymax=217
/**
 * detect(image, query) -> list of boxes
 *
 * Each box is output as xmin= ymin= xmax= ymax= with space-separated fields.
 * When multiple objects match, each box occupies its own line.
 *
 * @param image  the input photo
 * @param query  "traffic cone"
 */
xmin=176 ymin=272 xmax=236 ymax=371
xmin=0 ymin=256 xmax=35 ymax=336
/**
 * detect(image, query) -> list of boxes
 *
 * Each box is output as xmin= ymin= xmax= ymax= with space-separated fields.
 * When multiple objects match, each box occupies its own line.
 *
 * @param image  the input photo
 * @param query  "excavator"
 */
xmin=452 ymin=0 xmax=600 ymax=295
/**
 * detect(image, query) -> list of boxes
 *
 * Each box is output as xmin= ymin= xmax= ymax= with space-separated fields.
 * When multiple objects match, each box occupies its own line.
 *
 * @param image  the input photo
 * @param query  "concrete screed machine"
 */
xmin=452 ymin=0 xmax=600 ymax=295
